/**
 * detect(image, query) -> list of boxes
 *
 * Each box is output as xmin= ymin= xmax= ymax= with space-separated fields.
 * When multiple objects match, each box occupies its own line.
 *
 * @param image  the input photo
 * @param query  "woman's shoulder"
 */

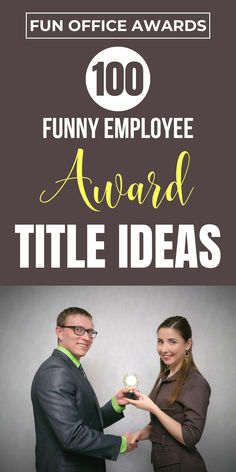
xmin=184 ymin=367 xmax=211 ymax=393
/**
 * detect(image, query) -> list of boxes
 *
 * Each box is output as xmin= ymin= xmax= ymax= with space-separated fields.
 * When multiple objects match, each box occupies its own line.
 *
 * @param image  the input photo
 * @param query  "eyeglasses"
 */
xmin=62 ymin=326 xmax=98 ymax=339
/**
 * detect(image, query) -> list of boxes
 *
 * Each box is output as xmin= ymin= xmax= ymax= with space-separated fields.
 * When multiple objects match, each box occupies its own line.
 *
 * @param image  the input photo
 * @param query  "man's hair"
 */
xmin=57 ymin=307 xmax=92 ymax=326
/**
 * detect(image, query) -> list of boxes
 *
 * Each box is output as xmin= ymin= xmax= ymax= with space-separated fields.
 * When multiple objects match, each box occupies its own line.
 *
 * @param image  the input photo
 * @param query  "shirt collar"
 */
xmin=56 ymin=346 xmax=81 ymax=368
xmin=161 ymin=370 xmax=179 ymax=383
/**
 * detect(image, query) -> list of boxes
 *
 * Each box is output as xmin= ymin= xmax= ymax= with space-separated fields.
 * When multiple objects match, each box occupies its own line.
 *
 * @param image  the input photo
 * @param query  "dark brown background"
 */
xmin=2 ymin=1 xmax=235 ymax=284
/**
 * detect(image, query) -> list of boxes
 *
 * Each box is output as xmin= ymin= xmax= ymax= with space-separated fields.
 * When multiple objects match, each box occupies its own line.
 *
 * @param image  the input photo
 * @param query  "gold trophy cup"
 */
xmin=123 ymin=373 xmax=139 ymax=399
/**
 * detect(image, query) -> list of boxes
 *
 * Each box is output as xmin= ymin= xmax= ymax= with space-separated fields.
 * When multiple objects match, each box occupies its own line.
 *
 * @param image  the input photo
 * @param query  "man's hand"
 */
xmin=122 ymin=431 xmax=138 ymax=452
xmin=114 ymin=388 xmax=130 ymax=406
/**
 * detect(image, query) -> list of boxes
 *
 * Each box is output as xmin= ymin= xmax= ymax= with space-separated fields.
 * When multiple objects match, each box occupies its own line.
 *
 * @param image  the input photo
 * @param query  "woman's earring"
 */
xmin=184 ymin=350 xmax=190 ymax=362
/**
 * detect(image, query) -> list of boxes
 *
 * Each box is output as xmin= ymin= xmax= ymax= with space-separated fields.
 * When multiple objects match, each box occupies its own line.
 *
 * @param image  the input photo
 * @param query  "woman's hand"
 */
xmin=131 ymin=424 xmax=151 ymax=442
xmin=130 ymin=430 xmax=141 ymax=443
xmin=126 ymin=390 xmax=156 ymax=413
xmin=129 ymin=392 xmax=186 ymax=446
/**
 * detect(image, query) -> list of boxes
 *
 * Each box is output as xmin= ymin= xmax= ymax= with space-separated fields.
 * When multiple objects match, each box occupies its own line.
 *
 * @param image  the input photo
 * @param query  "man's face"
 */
xmin=56 ymin=314 xmax=94 ymax=359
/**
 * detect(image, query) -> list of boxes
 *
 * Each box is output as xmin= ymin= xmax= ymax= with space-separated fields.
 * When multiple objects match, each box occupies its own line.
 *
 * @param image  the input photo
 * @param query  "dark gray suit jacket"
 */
xmin=31 ymin=349 xmax=124 ymax=472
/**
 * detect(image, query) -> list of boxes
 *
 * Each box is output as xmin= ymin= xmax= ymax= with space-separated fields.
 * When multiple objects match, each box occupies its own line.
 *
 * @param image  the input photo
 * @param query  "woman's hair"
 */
xmin=150 ymin=316 xmax=199 ymax=406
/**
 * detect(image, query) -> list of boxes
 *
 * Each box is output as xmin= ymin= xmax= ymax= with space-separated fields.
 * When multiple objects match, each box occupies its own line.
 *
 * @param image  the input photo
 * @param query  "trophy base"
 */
xmin=125 ymin=391 xmax=137 ymax=399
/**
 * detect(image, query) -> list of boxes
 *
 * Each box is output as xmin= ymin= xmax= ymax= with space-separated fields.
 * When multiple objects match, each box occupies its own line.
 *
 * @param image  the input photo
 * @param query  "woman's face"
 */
xmin=157 ymin=327 xmax=192 ymax=373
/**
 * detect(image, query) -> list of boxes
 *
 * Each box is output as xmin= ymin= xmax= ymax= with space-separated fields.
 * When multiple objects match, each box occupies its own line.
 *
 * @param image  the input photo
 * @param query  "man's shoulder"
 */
xmin=31 ymin=350 xmax=80 ymax=403
xmin=35 ymin=349 xmax=64 ymax=368
xmin=32 ymin=350 xmax=73 ymax=385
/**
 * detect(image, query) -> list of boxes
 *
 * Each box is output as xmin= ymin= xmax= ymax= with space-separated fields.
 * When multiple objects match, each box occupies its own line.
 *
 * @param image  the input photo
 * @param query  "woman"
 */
xmin=128 ymin=316 xmax=210 ymax=472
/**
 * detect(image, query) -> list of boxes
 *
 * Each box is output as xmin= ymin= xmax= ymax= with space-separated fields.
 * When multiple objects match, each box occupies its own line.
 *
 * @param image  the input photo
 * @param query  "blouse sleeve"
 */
xmin=181 ymin=374 xmax=211 ymax=449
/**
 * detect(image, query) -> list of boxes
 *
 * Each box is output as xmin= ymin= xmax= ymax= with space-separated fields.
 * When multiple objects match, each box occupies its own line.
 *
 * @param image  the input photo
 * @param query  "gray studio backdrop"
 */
xmin=0 ymin=286 xmax=235 ymax=472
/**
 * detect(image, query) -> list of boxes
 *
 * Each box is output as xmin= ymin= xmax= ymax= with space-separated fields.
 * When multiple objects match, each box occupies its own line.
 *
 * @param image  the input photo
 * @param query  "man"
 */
xmin=31 ymin=307 xmax=136 ymax=472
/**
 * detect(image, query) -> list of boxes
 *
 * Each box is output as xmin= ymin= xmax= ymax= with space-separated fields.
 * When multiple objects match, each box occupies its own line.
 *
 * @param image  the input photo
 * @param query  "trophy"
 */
xmin=123 ymin=373 xmax=139 ymax=399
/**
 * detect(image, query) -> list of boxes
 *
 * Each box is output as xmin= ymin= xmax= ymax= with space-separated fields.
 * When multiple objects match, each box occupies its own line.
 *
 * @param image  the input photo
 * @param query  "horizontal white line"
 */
xmin=25 ymin=12 xmax=211 ymax=15
xmin=25 ymin=37 xmax=210 ymax=40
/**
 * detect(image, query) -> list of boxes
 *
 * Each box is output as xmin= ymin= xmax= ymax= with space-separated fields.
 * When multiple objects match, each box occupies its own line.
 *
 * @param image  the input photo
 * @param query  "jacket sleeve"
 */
xmin=101 ymin=401 xmax=124 ymax=429
xmin=181 ymin=374 xmax=211 ymax=448
xmin=32 ymin=362 xmax=122 ymax=461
